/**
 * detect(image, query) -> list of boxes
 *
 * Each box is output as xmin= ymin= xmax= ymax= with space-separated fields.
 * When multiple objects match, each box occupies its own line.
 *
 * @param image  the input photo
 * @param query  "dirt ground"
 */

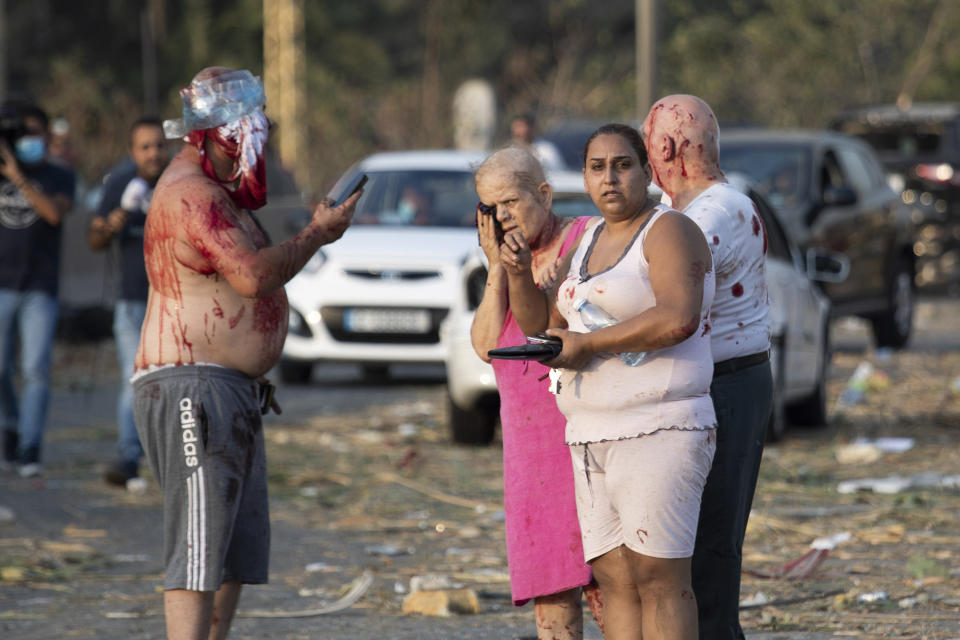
xmin=1 ymin=299 xmax=959 ymax=639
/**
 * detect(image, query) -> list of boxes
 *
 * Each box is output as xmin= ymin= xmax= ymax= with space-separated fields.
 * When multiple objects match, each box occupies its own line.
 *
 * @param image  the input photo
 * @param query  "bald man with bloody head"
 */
xmin=133 ymin=67 xmax=359 ymax=640
xmin=643 ymin=95 xmax=772 ymax=640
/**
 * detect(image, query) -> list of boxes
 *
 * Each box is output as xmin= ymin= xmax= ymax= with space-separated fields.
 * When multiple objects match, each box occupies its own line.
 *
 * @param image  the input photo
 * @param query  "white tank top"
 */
xmin=555 ymin=204 xmax=717 ymax=445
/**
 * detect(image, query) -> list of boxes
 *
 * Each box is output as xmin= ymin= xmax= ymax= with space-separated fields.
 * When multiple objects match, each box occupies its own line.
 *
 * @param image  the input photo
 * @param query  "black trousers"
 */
xmin=693 ymin=358 xmax=773 ymax=639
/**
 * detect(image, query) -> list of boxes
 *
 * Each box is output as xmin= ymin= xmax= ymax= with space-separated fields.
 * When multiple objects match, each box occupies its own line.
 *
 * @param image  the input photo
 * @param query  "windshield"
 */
xmin=835 ymin=121 xmax=943 ymax=158
xmin=347 ymin=169 xmax=479 ymax=227
xmin=721 ymin=143 xmax=811 ymax=211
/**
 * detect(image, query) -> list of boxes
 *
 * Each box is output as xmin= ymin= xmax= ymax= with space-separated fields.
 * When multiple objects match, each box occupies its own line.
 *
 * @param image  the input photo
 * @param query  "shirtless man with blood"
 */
xmin=132 ymin=67 xmax=359 ymax=640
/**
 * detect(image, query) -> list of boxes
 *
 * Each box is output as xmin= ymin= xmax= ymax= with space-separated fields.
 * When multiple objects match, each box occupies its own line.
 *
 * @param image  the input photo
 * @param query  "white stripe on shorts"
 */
xmin=186 ymin=467 xmax=207 ymax=590
xmin=187 ymin=471 xmax=194 ymax=588
xmin=197 ymin=465 xmax=206 ymax=589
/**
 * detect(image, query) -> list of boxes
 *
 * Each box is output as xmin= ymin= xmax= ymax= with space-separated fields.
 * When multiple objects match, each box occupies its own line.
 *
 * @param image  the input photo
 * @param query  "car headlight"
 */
xmin=288 ymin=307 xmax=311 ymax=337
xmin=301 ymin=248 xmax=327 ymax=275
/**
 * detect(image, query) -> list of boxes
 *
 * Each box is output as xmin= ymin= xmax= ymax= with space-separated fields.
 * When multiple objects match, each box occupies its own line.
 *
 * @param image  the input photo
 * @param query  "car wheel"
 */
xmin=786 ymin=321 xmax=830 ymax=427
xmin=871 ymin=259 xmax=914 ymax=349
xmin=766 ymin=335 xmax=787 ymax=442
xmin=447 ymin=393 xmax=498 ymax=446
xmin=279 ymin=359 xmax=313 ymax=384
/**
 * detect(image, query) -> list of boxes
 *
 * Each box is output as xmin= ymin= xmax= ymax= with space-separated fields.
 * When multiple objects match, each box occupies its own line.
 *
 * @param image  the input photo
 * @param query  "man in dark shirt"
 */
xmin=87 ymin=117 xmax=169 ymax=489
xmin=0 ymin=101 xmax=75 ymax=477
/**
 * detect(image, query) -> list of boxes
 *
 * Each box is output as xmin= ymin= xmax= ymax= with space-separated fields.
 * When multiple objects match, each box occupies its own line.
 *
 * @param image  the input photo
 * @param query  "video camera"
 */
xmin=0 ymin=104 xmax=26 ymax=148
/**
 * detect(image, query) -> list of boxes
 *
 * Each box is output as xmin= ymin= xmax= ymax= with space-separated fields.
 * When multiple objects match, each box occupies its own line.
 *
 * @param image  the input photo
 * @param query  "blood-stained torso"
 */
xmin=135 ymin=149 xmax=287 ymax=377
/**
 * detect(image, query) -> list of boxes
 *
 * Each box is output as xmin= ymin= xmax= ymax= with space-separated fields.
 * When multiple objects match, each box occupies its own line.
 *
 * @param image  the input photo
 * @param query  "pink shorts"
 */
xmin=569 ymin=429 xmax=716 ymax=562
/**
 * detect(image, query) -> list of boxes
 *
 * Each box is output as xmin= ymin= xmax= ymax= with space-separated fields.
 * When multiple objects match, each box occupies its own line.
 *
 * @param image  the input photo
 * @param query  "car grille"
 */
xmin=343 ymin=269 xmax=441 ymax=281
xmin=320 ymin=306 xmax=448 ymax=344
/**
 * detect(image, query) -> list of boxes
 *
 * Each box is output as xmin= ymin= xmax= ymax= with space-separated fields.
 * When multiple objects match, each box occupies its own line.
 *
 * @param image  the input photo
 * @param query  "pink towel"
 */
xmin=491 ymin=216 xmax=592 ymax=605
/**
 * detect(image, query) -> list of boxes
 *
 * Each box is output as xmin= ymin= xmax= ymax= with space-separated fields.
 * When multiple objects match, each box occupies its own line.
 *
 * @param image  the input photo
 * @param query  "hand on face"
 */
xmin=476 ymin=170 xmax=552 ymax=250
xmin=476 ymin=205 xmax=501 ymax=263
xmin=497 ymin=228 xmax=533 ymax=277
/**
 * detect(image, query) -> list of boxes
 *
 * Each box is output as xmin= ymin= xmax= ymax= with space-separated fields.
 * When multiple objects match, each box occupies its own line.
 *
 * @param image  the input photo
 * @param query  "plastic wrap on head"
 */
xmin=163 ymin=69 xmax=266 ymax=139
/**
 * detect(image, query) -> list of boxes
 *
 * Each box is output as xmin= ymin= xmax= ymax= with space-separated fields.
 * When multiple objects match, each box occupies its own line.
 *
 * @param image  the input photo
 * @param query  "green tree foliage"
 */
xmin=4 ymin=0 xmax=960 ymax=193
xmin=660 ymin=0 xmax=960 ymax=127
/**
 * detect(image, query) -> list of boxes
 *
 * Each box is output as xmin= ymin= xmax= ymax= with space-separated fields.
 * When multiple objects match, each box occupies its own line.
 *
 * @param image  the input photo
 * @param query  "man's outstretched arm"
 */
xmin=181 ymin=187 xmax=360 ymax=298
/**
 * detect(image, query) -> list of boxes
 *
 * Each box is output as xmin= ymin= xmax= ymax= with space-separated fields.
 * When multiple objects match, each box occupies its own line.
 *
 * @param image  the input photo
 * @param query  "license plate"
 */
xmin=343 ymin=308 xmax=431 ymax=333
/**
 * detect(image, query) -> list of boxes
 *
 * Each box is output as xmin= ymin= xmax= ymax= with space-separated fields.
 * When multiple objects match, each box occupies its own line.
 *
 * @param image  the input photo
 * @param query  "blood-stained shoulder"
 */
xmin=160 ymin=171 xmax=266 ymax=280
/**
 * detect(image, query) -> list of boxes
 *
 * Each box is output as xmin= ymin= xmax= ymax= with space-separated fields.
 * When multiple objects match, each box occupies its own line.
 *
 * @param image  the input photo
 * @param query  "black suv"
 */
xmin=830 ymin=103 xmax=960 ymax=295
xmin=720 ymin=129 xmax=916 ymax=348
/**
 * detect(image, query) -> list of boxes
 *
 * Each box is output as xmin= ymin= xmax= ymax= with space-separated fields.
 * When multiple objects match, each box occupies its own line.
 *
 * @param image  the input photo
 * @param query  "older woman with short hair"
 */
xmin=472 ymin=146 xmax=601 ymax=639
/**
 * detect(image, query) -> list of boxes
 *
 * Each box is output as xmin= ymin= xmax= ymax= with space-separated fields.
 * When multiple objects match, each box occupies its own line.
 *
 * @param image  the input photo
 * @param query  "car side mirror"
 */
xmin=805 ymin=247 xmax=850 ymax=284
xmin=822 ymin=185 xmax=857 ymax=207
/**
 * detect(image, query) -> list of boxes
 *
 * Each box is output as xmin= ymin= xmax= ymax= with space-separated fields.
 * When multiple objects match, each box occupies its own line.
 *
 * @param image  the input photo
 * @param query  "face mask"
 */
xmin=397 ymin=199 xmax=416 ymax=223
xmin=15 ymin=136 xmax=46 ymax=165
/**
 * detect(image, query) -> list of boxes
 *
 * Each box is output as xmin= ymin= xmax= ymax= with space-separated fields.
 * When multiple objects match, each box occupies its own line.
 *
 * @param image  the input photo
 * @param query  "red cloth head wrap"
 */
xmin=187 ymin=111 xmax=269 ymax=210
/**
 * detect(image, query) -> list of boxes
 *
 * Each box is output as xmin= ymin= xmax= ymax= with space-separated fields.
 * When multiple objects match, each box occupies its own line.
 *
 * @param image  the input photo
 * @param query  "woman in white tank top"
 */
xmin=500 ymin=124 xmax=716 ymax=640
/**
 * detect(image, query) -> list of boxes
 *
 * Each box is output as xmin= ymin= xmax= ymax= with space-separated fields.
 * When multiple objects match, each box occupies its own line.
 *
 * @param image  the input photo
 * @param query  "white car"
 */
xmin=279 ymin=150 xmax=597 ymax=383
xmin=442 ymin=176 xmax=849 ymax=444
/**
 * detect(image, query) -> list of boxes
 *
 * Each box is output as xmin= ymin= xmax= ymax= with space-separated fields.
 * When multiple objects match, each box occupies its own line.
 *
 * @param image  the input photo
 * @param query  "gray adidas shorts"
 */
xmin=133 ymin=365 xmax=269 ymax=591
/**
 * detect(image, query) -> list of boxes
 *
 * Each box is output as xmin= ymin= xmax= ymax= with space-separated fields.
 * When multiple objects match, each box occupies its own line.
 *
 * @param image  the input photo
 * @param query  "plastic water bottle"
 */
xmin=572 ymin=297 xmax=646 ymax=366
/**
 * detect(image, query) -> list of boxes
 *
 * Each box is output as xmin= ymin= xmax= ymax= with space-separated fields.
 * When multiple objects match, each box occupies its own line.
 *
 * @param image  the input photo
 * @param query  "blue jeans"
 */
xmin=0 ymin=289 xmax=59 ymax=465
xmin=692 ymin=359 xmax=773 ymax=640
xmin=113 ymin=299 xmax=146 ymax=471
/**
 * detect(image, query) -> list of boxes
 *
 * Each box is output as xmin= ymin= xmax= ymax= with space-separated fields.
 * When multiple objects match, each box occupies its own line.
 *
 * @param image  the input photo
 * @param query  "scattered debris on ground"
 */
xmin=1 ymin=303 xmax=959 ymax=637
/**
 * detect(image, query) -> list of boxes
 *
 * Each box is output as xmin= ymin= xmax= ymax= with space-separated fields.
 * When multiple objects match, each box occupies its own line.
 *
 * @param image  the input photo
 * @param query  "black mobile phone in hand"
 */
xmin=477 ymin=201 xmax=504 ymax=244
xmin=330 ymin=173 xmax=368 ymax=207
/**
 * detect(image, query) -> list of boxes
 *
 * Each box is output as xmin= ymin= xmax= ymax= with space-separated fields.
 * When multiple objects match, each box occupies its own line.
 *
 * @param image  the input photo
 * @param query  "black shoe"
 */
xmin=18 ymin=445 xmax=40 ymax=466
xmin=104 ymin=460 xmax=138 ymax=487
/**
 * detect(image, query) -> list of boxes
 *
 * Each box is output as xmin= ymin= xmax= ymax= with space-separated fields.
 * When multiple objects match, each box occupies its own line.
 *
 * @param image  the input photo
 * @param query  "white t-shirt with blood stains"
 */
xmin=682 ymin=182 xmax=771 ymax=363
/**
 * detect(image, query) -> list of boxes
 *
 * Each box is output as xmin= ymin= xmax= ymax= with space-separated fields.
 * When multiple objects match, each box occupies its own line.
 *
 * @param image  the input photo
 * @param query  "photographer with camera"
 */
xmin=87 ymin=116 xmax=170 ymax=491
xmin=0 ymin=101 xmax=76 ymax=477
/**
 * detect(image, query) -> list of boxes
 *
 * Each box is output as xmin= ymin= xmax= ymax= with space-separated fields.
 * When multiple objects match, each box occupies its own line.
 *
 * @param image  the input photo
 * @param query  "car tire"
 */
xmin=279 ymin=359 xmax=313 ymax=384
xmin=871 ymin=258 xmax=914 ymax=349
xmin=786 ymin=322 xmax=830 ymax=427
xmin=766 ymin=335 xmax=787 ymax=442
xmin=448 ymin=394 xmax=498 ymax=446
